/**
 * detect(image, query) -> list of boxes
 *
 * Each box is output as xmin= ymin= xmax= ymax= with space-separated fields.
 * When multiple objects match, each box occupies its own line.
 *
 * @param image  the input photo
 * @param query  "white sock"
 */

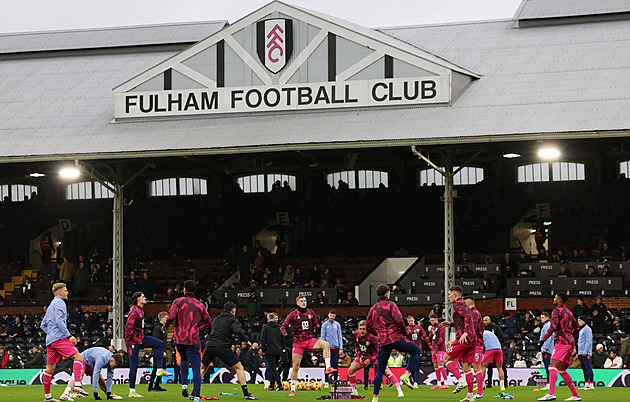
xmin=130 ymin=388 xmax=135 ymax=393
xmin=500 ymin=380 xmax=505 ymax=388
xmin=325 ymin=358 xmax=331 ymax=369
xmin=264 ymin=380 xmax=270 ymax=387
xmin=75 ymin=381 xmax=82 ymax=387
xmin=64 ymin=386 xmax=72 ymax=394
xmin=395 ymin=384 xmax=402 ymax=392
xmin=291 ymin=380 xmax=297 ymax=391
xmin=437 ymin=380 xmax=443 ymax=386
xmin=467 ymin=392 xmax=473 ymax=397
xmin=45 ymin=393 xmax=52 ymax=398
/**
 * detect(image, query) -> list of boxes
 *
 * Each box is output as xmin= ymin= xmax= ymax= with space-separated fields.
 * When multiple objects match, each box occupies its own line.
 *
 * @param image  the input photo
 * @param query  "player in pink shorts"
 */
xmin=440 ymin=285 xmax=477 ymax=402
xmin=348 ymin=321 xmax=404 ymax=397
xmin=537 ymin=292 xmax=581 ymax=401
xmin=464 ymin=296 xmax=485 ymax=399
xmin=481 ymin=330 xmax=506 ymax=392
xmin=281 ymin=296 xmax=336 ymax=396
xmin=427 ymin=313 xmax=449 ymax=389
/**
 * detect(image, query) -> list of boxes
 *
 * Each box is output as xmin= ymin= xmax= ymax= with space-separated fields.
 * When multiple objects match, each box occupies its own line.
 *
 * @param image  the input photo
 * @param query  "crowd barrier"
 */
xmin=1 ymin=367 xmax=628 ymax=387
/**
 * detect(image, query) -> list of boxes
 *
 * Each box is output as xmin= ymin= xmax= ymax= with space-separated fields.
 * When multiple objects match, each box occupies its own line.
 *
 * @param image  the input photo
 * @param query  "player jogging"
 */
xmin=349 ymin=320 xmax=404 ymax=397
xmin=427 ymin=313 xmax=448 ymax=389
xmin=164 ymin=280 xmax=212 ymax=402
xmin=537 ymin=292 xmax=581 ymax=401
xmin=440 ymin=285 xmax=477 ymax=402
xmin=464 ymin=296 xmax=485 ymax=399
xmin=280 ymin=295 xmax=337 ymax=396
xmin=78 ymin=346 xmax=124 ymax=400
xmin=125 ymin=291 xmax=171 ymax=397
xmin=405 ymin=315 xmax=430 ymax=388
xmin=366 ymin=284 xmax=422 ymax=402
xmin=539 ymin=312 xmax=555 ymax=392
xmin=41 ymin=282 xmax=88 ymax=402
xmin=200 ymin=302 xmax=257 ymax=400
xmin=480 ymin=330 xmax=505 ymax=393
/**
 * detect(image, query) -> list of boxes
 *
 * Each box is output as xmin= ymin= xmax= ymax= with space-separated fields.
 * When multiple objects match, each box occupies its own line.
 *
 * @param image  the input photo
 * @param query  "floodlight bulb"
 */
xmin=502 ymin=153 xmax=521 ymax=159
xmin=60 ymin=168 xmax=80 ymax=178
xmin=538 ymin=148 xmax=560 ymax=159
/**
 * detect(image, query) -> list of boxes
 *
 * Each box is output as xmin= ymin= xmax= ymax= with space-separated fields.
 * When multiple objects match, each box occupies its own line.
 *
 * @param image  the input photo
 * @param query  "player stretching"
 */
xmin=78 ymin=346 xmax=124 ymax=400
xmin=480 ymin=330 xmax=505 ymax=393
xmin=281 ymin=295 xmax=337 ymax=396
xmin=427 ymin=313 xmax=448 ymax=389
xmin=366 ymin=284 xmax=422 ymax=402
xmin=464 ymin=296 xmax=485 ymax=399
xmin=537 ymin=292 xmax=581 ymax=401
xmin=405 ymin=315 xmax=430 ymax=388
xmin=164 ymin=280 xmax=212 ymax=402
xmin=349 ymin=320 xmax=404 ymax=397
xmin=440 ymin=285 xmax=477 ymax=402
xmin=125 ymin=291 xmax=171 ymax=397
xmin=41 ymin=283 xmax=88 ymax=402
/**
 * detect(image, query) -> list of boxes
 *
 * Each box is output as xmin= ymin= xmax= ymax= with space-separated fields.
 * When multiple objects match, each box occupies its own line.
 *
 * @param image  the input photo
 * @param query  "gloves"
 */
xmin=94 ymin=392 xmax=102 ymax=400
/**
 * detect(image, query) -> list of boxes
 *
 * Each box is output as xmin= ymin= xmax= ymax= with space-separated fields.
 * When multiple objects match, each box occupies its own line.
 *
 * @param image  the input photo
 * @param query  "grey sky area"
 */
xmin=1 ymin=0 xmax=523 ymax=34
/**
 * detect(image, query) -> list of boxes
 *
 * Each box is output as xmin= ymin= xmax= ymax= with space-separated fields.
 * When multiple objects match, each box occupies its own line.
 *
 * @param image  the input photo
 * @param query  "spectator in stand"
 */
xmin=263 ymin=268 xmax=274 ymax=286
xmin=519 ymin=251 xmax=532 ymax=263
xmin=19 ymin=276 xmax=34 ymax=299
xmin=59 ymin=257 xmax=75 ymax=286
xmin=246 ymin=290 xmax=262 ymax=322
xmin=106 ymin=327 xmax=113 ymax=339
xmin=558 ymin=264 xmax=572 ymax=277
xmin=293 ymin=267 xmax=306 ymax=286
xmin=604 ymin=349 xmax=623 ymax=368
xmin=610 ymin=316 xmax=629 ymax=333
xmin=338 ymin=349 xmax=351 ymax=368
xmin=141 ymin=271 xmax=157 ymax=301
xmin=173 ymin=283 xmax=183 ymax=297
xmin=312 ymin=292 xmax=328 ymax=306
xmin=311 ymin=264 xmax=322 ymax=284
xmin=24 ymin=345 xmax=44 ymax=368
xmin=252 ymin=250 xmax=265 ymax=284
xmin=237 ymin=245 xmax=254 ymax=285
xmin=164 ymin=288 xmax=176 ymax=302
xmin=592 ymin=344 xmax=607 ymax=368
xmin=124 ymin=272 xmax=141 ymax=305
xmin=0 ymin=346 xmax=10 ymax=368
xmin=513 ymin=352 xmax=527 ymax=368
xmin=74 ymin=262 xmax=90 ymax=298
xmin=283 ymin=265 xmax=295 ymax=284
xmin=343 ymin=292 xmax=359 ymax=307
xmin=272 ymin=267 xmax=284 ymax=287
xmin=391 ymin=285 xmax=405 ymax=294
xmin=586 ymin=266 xmax=599 ymax=278
xmin=599 ymin=242 xmax=615 ymax=261
xmin=6 ymin=353 xmax=20 ymax=369
xmin=601 ymin=265 xmax=615 ymax=277
xmin=90 ymin=265 xmax=100 ymax=283
xmin=482 ymin=253 xmax=494 ymax=264
xmin=590 ymin=310 xmax=605 ymax=334
xmin=458 ymin=252 xmax=473 ymax=264
xmin=500 ymin=253 xmax=515 ymax=271
xmin=8 ymin=316 xmax=24 ymax=338
xmin=334 ymin=279 xmax=348 ymax=301
xmin=554 ymin=249 xmax=566 ymax=263
xmin=572 ymin=298 xmax=589 ymax=318
xmin=387 ymin=349 xmax=405 ymax=367
xmin=82 ymin=312 xmax=98 ymax=333
xmin=322 ymin=268 xmax=334 ymax=286
xmin=304 ymin=279 xmax=318 ymax=288
xmin=617 ymin=245 xmax=627 ymax=262
xmin=502 ymin=312 xmax=518 ymax=334
xmin=106 ymin=305 xmax=114 ymax=325
xmin=520 ymin=312 xmax=535 ymax=334
xmin=40 ymin=232 xmax=54 ymax=264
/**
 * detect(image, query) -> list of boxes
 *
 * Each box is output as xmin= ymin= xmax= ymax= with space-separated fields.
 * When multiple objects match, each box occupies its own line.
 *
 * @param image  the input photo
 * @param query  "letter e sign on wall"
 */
xmin=257 ymin=19 xmax=294 ymax=74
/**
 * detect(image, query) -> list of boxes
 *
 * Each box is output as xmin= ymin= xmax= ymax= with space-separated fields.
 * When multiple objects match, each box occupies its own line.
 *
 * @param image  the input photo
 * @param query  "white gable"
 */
xmin=113 ymin=1 xmax=477 ymax=119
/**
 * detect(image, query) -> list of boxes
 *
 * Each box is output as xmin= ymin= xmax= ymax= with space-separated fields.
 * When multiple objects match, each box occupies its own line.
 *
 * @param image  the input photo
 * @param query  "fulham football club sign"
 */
xmin=257 ymin=19 xmax=293 ymax=74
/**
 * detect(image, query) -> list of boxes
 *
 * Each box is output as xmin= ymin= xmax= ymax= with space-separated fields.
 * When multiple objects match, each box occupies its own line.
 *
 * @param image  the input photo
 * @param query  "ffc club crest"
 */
xmin=257 ymin=19 xmax=294 ymax=74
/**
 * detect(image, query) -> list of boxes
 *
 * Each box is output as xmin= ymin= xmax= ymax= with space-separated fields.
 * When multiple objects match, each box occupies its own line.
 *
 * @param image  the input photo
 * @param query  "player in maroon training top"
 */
xmin=366 ymin=284 xmax=422 ymax=401
xmin=439 ymin=285 xmax=477 ymax=401
xmin=164 ymin=280 xmax=212 ymax=399
xmin=537 ymin=292 xmax=581 ymax=401
xmin=427 ymin=313 xmax=449 ymax=389
xmin=347 ymin=320 xmax=404 ymax=397
xmin=405 ymin=315 xmax=430 ymax=388
xmin=280 ymin=295 xmax=336 ymax=396
xmin=464 ymin=296 xmax=485 ymax=399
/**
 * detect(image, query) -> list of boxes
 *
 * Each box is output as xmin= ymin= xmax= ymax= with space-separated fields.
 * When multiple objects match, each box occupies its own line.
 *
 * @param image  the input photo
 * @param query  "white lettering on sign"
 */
xmin=463 ymin=281 xmax=474 ymax=286
xmin=407 ymin=297 xmax=418 ymax=301
xmin=540 ymin=265 xmax=553 ymax=270
xmin=586 ymin=280 xmax=599 ymax=285
xmin=114 ymin=76 xmax=450 ymax=119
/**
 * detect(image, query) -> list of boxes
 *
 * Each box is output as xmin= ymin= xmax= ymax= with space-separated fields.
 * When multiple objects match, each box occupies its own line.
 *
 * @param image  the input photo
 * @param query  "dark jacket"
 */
xmin=485 ymin=322 xmax=505 ymax=345
xmin=205 ymin=311 xmax=249 ymax=348
xmin=24 ymin=351 xmax=44 ymax=368
xmin=152 ymin=323 xmax=169 ymax=357
xmin=260 ymin=321 xmax=284 ymax=356
xmin=74 ymin=266 xmax=90 ymax=292
xmin=245 ymin=348 xmax=264 ymax=370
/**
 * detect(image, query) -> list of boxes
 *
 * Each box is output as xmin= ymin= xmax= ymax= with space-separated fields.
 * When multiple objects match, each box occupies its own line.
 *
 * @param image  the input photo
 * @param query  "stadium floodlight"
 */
xmin=60 ymin=167 xmax=80 ymax=179
xmin=538 ymin=148 xmax=560 ymax=159
xmin=29 ymin=172 xmax=45 ymax=178
xmin=502 ymin=153 xmax=521 ymax=158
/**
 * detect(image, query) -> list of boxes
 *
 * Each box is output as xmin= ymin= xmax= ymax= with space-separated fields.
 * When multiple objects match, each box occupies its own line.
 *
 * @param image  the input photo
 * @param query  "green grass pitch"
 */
xmin=0 ymin=383 xmax=624 ymax=401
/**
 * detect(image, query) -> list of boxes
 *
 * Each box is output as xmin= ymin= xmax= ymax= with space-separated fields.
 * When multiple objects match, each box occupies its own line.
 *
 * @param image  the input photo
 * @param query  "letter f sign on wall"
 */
xmin=257 ymin=19 xmax=293 ymax=74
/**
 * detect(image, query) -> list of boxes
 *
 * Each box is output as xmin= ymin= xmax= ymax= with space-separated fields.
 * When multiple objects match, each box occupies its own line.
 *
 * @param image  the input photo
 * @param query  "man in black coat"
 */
xmin=483 ymin=315 xmax=507 ymax=388
xmin=260 ymin=312 xmax=283 ymax=390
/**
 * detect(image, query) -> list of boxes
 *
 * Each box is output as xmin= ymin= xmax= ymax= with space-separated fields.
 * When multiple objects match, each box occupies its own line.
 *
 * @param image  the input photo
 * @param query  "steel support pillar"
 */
xmin=112 ymin=182 xmax=125 ymax=349
xmin=443 ymin=171 xmax=455 ymax=334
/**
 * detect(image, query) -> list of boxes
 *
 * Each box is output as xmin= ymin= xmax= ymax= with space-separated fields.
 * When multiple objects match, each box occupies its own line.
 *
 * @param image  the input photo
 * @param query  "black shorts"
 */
xmin=202 ymin=345 xmax=240 ymax=368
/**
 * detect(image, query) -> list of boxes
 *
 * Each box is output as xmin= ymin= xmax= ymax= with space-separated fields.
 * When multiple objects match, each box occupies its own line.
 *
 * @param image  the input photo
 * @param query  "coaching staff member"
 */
xmin=200 ymin=302 xmax=257 ymax=400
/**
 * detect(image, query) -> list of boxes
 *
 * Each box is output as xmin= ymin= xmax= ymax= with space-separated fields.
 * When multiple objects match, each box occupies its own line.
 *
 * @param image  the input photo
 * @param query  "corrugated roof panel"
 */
xmin=0 ymin=21 xmax=227 ymax=54
xmin=515 ymin=0 xmax=630 ymax=20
